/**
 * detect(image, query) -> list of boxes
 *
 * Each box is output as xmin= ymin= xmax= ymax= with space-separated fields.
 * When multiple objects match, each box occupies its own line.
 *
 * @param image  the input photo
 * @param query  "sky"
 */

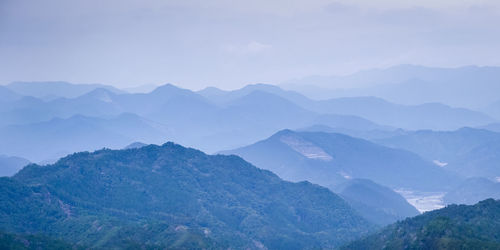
xmin=1 ymin=0 xmax=500 ymax=90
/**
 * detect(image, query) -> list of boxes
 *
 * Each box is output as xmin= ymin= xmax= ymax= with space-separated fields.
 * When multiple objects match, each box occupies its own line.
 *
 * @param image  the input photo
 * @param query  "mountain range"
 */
xmin=283 ymin=65 xmax=500 ymax=109
xmin=1 ymin=80 xmax=496 ymax=163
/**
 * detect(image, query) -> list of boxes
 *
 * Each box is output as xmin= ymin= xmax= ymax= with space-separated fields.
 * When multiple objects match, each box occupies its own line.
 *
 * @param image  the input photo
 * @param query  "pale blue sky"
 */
xmin=1 ymin=0 xmax=499 ymax=89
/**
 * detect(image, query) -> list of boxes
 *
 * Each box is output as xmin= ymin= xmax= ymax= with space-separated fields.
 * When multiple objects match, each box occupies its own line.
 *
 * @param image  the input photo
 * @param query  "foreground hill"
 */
xmin=0 ymin=143 xmax=372 ymax=249
xmin=0 ymin=231 xmax=79 ymax=250
xmin=344 ymin=199 xmax=500 ymax=249
xmin=224 ymin=130 xmax=459 ymax=192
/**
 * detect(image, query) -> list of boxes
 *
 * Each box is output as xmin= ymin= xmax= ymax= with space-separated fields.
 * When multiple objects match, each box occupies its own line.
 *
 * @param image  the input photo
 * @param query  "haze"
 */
xmin=1 ymin=0 xmax=500 ymax=89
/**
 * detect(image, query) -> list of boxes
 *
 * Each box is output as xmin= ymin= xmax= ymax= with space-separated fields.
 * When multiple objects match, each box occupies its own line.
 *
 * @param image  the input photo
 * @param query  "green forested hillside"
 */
xmin=0 ymin=231 xmax=80 ymax=250
xmin=0 ymin=142 xmax=373 ymax=249
xmin=344 ymin=199 xmax=500 ymax=250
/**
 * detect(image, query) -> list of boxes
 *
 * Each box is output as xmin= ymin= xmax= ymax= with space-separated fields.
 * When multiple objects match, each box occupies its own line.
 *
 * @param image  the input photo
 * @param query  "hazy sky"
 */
xmin=1 ymin=0 xmax=500 ymax=90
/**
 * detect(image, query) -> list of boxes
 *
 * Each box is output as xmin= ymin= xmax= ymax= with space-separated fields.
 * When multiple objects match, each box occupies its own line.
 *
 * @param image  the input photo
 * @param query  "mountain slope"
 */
xmin=224 ymin=130 xmax=459 ymax=191
xmin=376 ymin=128 xmax=500 ymax=178
xmin=334 ymin=179 xmax=420 ymax=225
xmin=343 ymin=199 xmax=500 ymax=250
xmin=6 ymin=81 xmax=124 ymax=100
xmin=0 ymin=143 xmax=373 ymax=249
xmin=443 ymin=178 xmax=500 ymax=205
xmin=0 ymin=155 xmax=30 ymax=177
xmin=0 ymin=86 xmax=21 ymax=102
xmin=309 ymin=97 xmax=494 ymax=130
xmin=284 ymin=65 xmax=500 ymax=109
xmin=0 ymin=231 xmax=80 ymax=250
xmin=0 ymin=113 xmax=170 ymax=162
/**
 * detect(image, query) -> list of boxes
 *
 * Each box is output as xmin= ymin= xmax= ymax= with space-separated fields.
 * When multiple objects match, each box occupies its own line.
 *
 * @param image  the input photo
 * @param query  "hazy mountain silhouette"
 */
xmin=6 ymin=81 xmax=125 ymax=100
xmin=223 ymin=130 xmax=459 ymax=191
xmin=284 ymin=65 xmax=500 ymax=109
xmin=0 ymin=155 xmax=30 ymax=177
xmin=198 ymin=83 xmax=313 ymax=108
xmin=299 ymin=124 xmax=407 ymax=141
xmin=443 ymin=178 xmax=500 ymax=205
xmin=480 ymin=123 xmax=500 ymax=133
xmin=376 ymin=128 xmax=500 ymax=179
xmin=201 ymin=83 xmax=494 ymax=131
xmin=307 ymin=97 xmax=494 ymax=130
xmin=0 ymin=113 xmax=170 ymax=162
xmin=0 ymin=86 xmax=22 ymax=102
xmin=483 ymin=99 xmax=500 ymax=120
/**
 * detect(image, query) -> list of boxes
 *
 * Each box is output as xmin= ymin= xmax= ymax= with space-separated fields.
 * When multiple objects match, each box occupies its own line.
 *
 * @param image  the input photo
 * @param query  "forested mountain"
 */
xmin=0 ymin=143 xmax=373 ymax=249
xmin=0 ymin=231 xmax=80 ymax=250
xmin=344 ymin=199 xmax=500 ymax=250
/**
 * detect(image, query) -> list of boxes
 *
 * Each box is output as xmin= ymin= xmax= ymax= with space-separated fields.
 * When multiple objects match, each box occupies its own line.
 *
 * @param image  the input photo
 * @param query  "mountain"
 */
xmin=0 ymin=231 xmax=80 ymax=250
xmin=308 ymin=97 xmax=494 ymax=130
xmin=198 ymin=83 xmax=313 ymax=108
xmin=199 ymin=83 xmax=493 ymax=131
xmin=376 ymin=128 xmax=500 ymax=178
xmin=443 ymin=178 xmax=500 ymax=205
xmin=0 ymin=86 xmax=21 ymax=102
xmin=6 ymin=81 xmax=125 ymax=100
xmin=343 ymin=199 xmax=500 ymax=249
xmin=0 ymin=142 xmax=373 ymax=249
xmin=450 ymin=141 xmax=500 ymax=179
xmin=376 ymin=127 xmax=500 ymax=162
xmin=480 ymin=123 xmax=500 ymax=133
xmin=333 ymin=179 xmax=420 ymax=225
xmin=0 ymin=83 xmax=391 ymax=155
xmin=124 ymin=142 xmax=148 ymax=149
xmin=0 ymin=113 xmax=170 ymax=162
xmin=482 ymin=100 xmax=500 ymax=120
xmin=283 ymin=65 xmax=500 ymax=109
xmin=299 ymin=124 xmax=406 ymax=141
xmin=223 ymin=130 xmax=459 ymax=192
xmin=0 ymin=155 xmax=30 ymax=177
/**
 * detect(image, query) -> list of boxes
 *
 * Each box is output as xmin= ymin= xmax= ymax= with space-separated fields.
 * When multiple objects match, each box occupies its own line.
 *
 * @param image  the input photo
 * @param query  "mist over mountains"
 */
xmin=1 ymin=66 xmax=498 ymax=164
xmin=284 ymin=65 xmax=500 ymax=110
xmin=1 ymin=65 xmax=500 ymax=248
